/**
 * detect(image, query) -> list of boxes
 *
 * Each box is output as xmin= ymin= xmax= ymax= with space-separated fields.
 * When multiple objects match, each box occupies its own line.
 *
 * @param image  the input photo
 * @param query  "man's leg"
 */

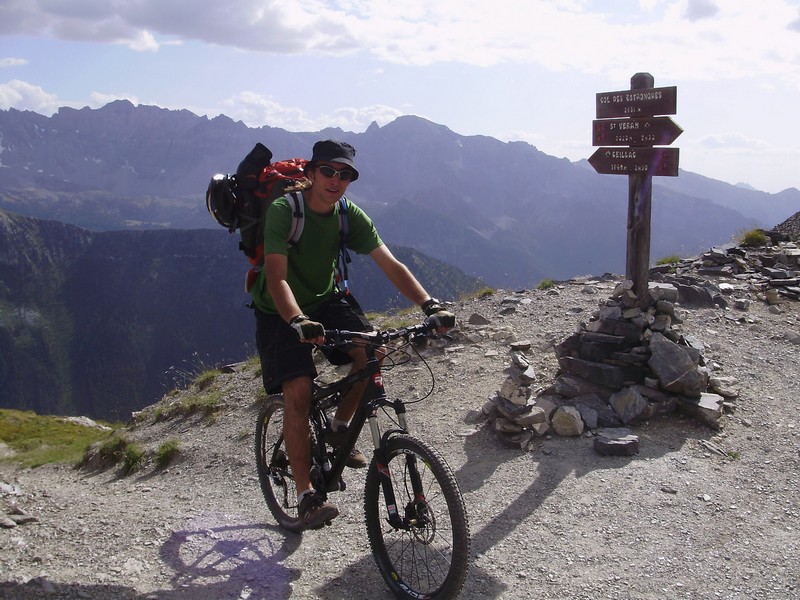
xmin=282 ymin=374 xmax=339 ymax=528
xmin=335 ymin=343 xmax=388 ymax=422
xmin=281 ymin=375 xmax=314 ymax=496
xmin=334 ymin=345 xmax=368 ymax=424
xmin=313 ymin=293 xmax=379 ymax=468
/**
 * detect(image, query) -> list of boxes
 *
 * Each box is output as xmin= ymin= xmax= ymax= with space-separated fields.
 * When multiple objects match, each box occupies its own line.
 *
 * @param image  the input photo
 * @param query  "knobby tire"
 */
xmin=255 ymin=395 xmax=305 ymax=533
xmin=364 ymin=434 xmax=470 ymax=599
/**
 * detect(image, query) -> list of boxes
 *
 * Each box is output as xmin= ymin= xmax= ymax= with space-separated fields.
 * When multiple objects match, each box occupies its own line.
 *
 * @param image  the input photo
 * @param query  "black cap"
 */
xmin=308 ymin=139 xmax=359 ymax=181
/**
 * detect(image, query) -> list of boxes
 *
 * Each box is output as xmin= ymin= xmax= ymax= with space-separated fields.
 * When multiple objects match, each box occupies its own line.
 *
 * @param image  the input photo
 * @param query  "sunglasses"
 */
xmin=317 ymin=165 xmax=355 ymax=181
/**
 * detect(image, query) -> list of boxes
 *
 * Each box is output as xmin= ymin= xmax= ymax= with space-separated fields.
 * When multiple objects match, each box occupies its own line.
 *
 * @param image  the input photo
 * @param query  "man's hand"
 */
xmin=290 ymin=315 xmax=325 ymax=343
xmin=421 ymin=299 xmax=456 ymax=331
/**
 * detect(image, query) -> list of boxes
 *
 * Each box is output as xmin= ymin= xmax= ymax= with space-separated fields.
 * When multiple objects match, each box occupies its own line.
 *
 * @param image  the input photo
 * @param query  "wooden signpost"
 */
xmin=592 ymin=117 xmax=683 ymax=147
xmin=588 ymin=147 xmax=680 ymax=177
xmin=589 ymin=73 xmax=683 ymax=300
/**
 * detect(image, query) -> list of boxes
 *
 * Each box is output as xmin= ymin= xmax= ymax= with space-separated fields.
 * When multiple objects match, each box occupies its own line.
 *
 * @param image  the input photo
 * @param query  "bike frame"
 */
xmin=310 ymin=330 xmax=423 ymax=529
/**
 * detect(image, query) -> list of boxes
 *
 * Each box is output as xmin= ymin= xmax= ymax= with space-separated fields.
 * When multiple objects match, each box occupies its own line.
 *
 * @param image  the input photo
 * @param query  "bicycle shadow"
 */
xmin=1 ymin=521 xmax=303 ymax=600
xmin=309 ymin=551 xmax=509 ymax=600
xmin=157 ymin=521 xmax=302 ymax=598
xmin=158 ymin=519 xmax=509 ymax=600
xmin=456 ymin=416 xmax=707 ymax=559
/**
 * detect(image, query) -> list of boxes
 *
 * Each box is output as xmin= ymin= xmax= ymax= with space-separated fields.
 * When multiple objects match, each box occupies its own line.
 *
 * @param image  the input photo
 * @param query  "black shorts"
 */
xmin=255 ymin=293 xmax=372 ymax=394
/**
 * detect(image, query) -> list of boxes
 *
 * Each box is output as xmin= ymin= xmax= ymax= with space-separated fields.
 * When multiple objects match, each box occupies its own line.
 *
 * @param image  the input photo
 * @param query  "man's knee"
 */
xmin=283 ymin=376 xmax=313 ymax=415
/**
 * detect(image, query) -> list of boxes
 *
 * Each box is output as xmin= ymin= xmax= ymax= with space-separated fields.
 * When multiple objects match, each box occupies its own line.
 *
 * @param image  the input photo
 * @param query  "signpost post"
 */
xmin=589 ymin=73 xmax=682 ymax=301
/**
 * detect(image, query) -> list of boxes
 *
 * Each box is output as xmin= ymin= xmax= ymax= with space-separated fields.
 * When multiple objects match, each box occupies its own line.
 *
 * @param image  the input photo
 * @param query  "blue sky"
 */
xmin=1 ymin=0 xmax=799 ymax=193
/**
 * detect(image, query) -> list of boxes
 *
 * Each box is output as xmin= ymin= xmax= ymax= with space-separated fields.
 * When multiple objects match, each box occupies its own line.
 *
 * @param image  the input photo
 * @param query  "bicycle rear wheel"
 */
xmin=364 ymin=434 xmax=470 ymax=599
xmin=255 ymin=395 xmax=304 ymax=533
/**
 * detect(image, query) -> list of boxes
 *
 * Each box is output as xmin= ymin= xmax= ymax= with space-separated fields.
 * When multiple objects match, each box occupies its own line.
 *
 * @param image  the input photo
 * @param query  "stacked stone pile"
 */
xmin=476 ymin=279 xmax=734 ymax=455
xmin=473 ymin=227 xmax=800 ymax=454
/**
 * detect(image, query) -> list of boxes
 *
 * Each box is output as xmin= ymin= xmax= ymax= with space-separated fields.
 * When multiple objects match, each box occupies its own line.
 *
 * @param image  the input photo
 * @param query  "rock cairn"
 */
xmin=477 ymin=234 xmax=800 ymax=456
xmin=477 ymin=280 xmax=731 ymax=456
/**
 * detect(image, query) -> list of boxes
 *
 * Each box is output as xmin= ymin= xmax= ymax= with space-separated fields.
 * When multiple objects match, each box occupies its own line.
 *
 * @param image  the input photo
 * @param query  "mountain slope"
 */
xmin=0 ymin=209 xmax=483 ymax=420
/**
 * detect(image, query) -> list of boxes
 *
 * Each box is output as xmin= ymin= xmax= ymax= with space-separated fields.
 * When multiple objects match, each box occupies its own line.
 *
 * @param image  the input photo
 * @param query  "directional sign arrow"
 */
xmin=596 ymin=86 xmax=677 ymax=119
xmin=588 ymin=147 xmax=680 ymax=177
xmin=592 ymin=116 xmax=683 ymax=147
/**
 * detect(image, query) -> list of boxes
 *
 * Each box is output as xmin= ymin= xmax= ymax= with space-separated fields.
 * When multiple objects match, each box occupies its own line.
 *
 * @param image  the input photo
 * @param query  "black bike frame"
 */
xmin=311 ymin=334 xmax=419 ymax=529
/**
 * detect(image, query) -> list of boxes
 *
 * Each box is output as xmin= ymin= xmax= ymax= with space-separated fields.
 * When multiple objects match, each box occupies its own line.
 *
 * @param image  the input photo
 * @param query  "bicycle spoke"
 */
xmin=365 ymin=434 xmax=469 ymax=599
xmin=255 ymin=396 xmax=304 ymax=532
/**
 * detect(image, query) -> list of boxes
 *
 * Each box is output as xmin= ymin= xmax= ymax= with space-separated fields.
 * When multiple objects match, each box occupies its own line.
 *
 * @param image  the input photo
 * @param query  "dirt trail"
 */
xmin=2 ymin=279 xmax=799 ymax=599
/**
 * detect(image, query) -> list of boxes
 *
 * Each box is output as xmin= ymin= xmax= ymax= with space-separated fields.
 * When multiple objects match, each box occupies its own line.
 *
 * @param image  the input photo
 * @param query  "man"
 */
xmin=252 ymin=139 xmax=455 ymax=530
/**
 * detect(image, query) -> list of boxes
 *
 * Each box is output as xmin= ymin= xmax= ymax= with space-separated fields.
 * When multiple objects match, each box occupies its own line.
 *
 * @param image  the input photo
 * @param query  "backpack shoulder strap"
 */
xmin=337 ymin=197 xmax=352 ymax=292
xmin=338 ymin=197 xmax=349 ymax=241
xmin=286 ymin=191 xmax=305 ymax=245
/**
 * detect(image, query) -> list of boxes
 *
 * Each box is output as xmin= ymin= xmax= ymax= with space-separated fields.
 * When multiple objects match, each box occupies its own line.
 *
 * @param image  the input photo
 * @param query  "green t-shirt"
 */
xmin=250 ymin=195 xmax=383 ymax=314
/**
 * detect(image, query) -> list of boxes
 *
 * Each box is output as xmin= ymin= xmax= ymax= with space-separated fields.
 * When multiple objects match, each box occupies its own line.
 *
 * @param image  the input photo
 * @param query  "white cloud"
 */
xmin=2 ymin=0 xmax=797 ymax=87
xmin=789 ymin=7 xmax=800 ymax=32
xmin=125 ymin=30 xmax=159 ymax=52
xmin=222 ymin=91 xmax=403 ymax=132
xmin=325 ymin=105 xmax=404 ymax=131
xmin=694 ymin=131 xmax=773 ymax=153
xmin=223 ymin=92 xmax=319 ymax=131
xmin=0 ymin=58 xmax=28 ymax=68
xmin=88 ymin=91 xmax=140 ymax=108
xmin=684 ymin=0 xmax=720 ymax=21
xmin=0 ymin=80 xmax=60 ymax=114
xmin=0 ymin=80 xmax=140 ymax=114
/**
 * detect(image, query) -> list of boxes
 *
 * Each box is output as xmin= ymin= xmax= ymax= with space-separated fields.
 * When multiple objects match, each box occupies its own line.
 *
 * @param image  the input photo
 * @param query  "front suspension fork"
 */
xmin=369 ymin=400 xmax=424 ymax=529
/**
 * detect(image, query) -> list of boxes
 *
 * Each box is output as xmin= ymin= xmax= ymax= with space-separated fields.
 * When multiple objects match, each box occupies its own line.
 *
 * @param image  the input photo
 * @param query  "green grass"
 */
xmin=81 ymin=434 xmax=156 ymax=476
xmin=194 ymin=368 xmax=221 ymax=391
xmin=153 ymin=390 xmax=225 ymax=422
xmin=656 ymin=255 xmax=682 ymax=265
xmin=244 ymin=355 xmax=262 ymax=378
xmin=98 ymin=435 xmax=129 ymax=464
xmin=738 ymin=228 xmax=769 ymax=248
xmin=465 ymin=287 xmax=495 ymax=299
xmin=122 ymin=444 xmax=145 ymax=474
xmin=370 ymin=304 xmax=419 ymax=329
xmin=537 ymin=279 xmax=556 ymax=290
xmin=155 ymin=439 xmax=180 ymax=469
xmin=0 ymin=409 xmax=119 ymax=468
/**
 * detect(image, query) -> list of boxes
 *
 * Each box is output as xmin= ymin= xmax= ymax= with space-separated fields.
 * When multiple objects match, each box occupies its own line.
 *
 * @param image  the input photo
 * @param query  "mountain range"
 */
xmin=1 ymin=101 xmax=799 ymax=420
xmin=2 ymin=101 xmax=798 ymax=287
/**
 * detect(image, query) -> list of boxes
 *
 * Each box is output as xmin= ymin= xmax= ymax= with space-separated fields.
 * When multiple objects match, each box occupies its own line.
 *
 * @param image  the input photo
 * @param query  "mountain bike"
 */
xmin=255 ymin=319 xmax=470 ymax=599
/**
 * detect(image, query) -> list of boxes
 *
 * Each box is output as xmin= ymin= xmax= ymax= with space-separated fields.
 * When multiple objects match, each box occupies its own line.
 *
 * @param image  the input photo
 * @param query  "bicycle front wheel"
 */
xmin=255 ymin=395 xmax=304 ymax=533
xmin=364 ymin=434 xmax=470 ymax=599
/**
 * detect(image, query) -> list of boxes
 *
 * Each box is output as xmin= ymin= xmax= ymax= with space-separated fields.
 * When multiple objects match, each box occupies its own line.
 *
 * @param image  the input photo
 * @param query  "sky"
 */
xmin=1 ymin=0 xmax=799 ymax=194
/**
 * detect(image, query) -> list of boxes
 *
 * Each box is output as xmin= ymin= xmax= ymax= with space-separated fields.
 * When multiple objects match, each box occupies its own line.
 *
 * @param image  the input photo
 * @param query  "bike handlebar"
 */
xmin=323 ymin=318 xmax=440 ymax=348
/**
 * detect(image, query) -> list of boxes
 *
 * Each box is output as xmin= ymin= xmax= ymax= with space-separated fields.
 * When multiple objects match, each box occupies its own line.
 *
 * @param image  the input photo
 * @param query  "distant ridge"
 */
xmin=2 ymin=102 xmax=798 ymax=287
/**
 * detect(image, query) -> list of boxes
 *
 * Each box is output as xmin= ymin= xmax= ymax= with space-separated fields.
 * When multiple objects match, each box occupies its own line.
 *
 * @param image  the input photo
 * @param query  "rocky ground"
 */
xmin=2 ymin=269 xmax=799 ymax=600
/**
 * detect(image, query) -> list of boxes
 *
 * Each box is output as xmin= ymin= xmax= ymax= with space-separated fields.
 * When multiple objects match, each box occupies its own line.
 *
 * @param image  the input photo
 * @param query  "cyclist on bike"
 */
xmin=251 ymin=139 xmax=455 ymax=530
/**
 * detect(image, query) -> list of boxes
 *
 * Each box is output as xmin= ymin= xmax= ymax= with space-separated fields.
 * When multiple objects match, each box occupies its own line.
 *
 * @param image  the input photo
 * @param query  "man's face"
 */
xmin=308 ymin=161 xmax=355 ymax=207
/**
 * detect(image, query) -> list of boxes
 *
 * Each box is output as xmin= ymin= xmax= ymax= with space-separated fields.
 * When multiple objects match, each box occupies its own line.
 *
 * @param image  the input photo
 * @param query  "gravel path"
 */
xmin=2 ymin=277 xmax=799 ymax=599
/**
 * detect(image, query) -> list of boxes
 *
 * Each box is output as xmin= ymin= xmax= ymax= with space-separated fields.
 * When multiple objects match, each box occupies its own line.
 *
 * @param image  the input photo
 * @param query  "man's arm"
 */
xmin=369 ymin=245 xmax=432 ymax=307
xmin=264 ymin=253 xmax=324 ymax=342
xmin=370 ymin=245 xmax=455 ymax=330
xmin=265 ymin=253 xmax=303 ymax=322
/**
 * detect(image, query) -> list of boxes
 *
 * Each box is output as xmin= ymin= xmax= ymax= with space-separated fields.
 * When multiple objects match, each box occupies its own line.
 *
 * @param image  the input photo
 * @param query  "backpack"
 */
xmin=206 ymin=143 xmax=351 ymax=293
